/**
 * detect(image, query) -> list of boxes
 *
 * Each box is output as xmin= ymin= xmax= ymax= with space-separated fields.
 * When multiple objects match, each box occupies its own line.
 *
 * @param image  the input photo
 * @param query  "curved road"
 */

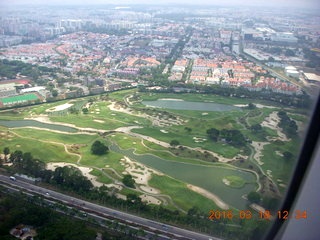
xmin=0 ymin=174 xmax=219 ymax=240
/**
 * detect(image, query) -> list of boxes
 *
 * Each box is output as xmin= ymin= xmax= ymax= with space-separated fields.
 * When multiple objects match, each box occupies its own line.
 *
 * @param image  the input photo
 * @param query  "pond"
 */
xmin=142 ymin=99 xmax=241 ymax=112
xmin=110 ymin=143 xmax=256 ymax=210
xmin=0 ymin=120 xmax=78 ymax=133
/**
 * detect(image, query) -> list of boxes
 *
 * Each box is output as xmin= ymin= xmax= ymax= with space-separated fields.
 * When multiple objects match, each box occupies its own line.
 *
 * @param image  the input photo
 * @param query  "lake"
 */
xmin=142 ymin=99 xmax=241 ymax=112
xmin=110 ymin=143 xmax=256 ymax=210
xmin=0 ymin=120 xmax=78 ymax=133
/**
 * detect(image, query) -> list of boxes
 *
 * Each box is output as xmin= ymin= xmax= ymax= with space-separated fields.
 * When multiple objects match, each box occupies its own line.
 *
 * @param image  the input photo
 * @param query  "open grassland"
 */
xmin=89 ymin=169 xmax=113 ymax=184
xmin=149 ymin=174 xmax=220 ymax=212
xmin=12 ymin=128 xmax=98 ymax=144
xmin=261 ymin=138 xmax=301 ymax=187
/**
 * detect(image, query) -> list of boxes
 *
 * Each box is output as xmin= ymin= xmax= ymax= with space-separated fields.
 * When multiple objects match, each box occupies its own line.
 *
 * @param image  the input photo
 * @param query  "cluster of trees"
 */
xmin=0 ymin=191 xmax=120 ymax=240
xmin=0 ymin=59 xmax=59 ymax=82
xmin=277 ymin=111 xmax=298 ymax=138
xmin=140 ymin=84 xmax=311 ymax=109
xmin=207 ymin=128 xmax=247 ymax=147
xmin=122 ymin=174 xmax=135 ymax=188
xmin=264 ymin=47 xmax=295 ymax=57
xmin=6 ymin=149 xmax=93 ymax=194
xmin=91 ymin=140 xmax=109 ymax=155
xmin=247 ymin=191 xmax=280 ymax=211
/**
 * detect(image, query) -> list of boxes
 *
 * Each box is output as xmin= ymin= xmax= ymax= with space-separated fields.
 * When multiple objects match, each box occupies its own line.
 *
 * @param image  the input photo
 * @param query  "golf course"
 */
xmin=0 ymin=89 xmax=307 ymax=213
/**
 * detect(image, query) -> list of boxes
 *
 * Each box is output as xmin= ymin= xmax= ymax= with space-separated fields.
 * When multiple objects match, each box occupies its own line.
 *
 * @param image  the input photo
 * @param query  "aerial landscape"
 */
xmin=0 ymin=0 xmax=319 ymax=239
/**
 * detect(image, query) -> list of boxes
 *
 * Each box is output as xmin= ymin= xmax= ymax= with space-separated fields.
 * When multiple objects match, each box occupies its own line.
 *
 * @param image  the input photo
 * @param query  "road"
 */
xmin=0 ymin=174 xmax=219 ymax=240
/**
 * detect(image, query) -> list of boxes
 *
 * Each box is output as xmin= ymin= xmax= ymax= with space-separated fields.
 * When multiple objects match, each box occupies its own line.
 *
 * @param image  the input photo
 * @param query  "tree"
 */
xmin=247 ymin=191 xmax=261 ymax=203
xmin=170 ymin=140 xmax=180 ymax=147
xmin=91 ymin=140 xmax=109 ymax=155
xmin=82 ymin=107 xmax=89 ymax=114
xmin=251 ymin=124 xmax=262 ymax=132
xmin=247 ymin=103 xmax=256 ymax=109
xmin=122 ymin=174 xmax=135 ymax=188
xmin=3 ymin=147 xmax=10 ymax=161
xmin=51 ymin=89 xmax=58 ymax=97
xmin=207 ymin=128 xmax=220 ymax=142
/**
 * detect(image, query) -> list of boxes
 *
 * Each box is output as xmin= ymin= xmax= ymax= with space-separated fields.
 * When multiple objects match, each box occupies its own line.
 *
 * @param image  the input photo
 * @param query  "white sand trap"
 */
xmin=187 ymin=184 xmax=229 ymax=210
xmin=140 ymin=194 xmax=161 ymax=205
xmin=222 ymin=178 xmax=231 ymax=186
xmin=251 ymin=141 xmax=269 ymax=165
xmin=202 ymin=112 xmax=208 ymax=115
xmin=46 ymin=103 xmax=73 ymax=112
xmin=94 ymin=119 xmax=105 ymax=123
xmin=234 ymin=104 xmax=247 ymax=107
xmin=140 ymin=185 xmax=160 ymax=194
xmin=160 ymin=129 xmax=168 ymax=133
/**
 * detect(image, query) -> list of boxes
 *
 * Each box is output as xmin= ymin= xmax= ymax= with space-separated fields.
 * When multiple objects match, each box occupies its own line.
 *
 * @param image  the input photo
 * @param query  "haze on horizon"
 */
xmin=1 ymin=0 xmax=319 ymax=10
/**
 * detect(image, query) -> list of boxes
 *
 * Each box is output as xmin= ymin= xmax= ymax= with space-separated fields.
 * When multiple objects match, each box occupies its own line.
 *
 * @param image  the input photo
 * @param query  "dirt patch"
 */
xmin=140 ymin=194 xmax=161 ymax=205
xmin=46 ymin=162 xmax=103 ymax=187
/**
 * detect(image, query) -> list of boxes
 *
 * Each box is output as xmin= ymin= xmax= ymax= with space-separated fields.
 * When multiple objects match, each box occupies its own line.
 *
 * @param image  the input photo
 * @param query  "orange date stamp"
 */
xmin=208 ymin=209 xmax=308 ymax=221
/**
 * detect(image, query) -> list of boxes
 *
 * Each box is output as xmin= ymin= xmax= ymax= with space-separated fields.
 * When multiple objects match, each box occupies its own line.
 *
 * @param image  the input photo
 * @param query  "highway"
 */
xmin=0 ymin=174 xmax=219 ymax=240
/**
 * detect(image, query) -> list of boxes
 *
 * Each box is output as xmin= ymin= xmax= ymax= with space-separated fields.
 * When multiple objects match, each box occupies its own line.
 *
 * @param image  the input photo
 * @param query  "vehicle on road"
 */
xmin=9 ymin=176 xmax=16 ymax=181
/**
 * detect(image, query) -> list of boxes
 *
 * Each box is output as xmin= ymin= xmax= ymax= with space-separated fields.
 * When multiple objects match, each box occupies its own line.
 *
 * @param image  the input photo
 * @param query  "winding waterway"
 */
xmin=110 ymin=143 xmax=256 ymax=210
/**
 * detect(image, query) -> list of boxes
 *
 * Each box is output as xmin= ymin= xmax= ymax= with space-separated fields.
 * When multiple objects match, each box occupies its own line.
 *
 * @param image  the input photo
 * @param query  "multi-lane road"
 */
xmin=0 ymin=174 xmax=219 ymax=240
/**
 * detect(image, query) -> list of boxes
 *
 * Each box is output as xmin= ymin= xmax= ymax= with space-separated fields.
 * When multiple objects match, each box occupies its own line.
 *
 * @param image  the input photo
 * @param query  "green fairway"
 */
xmin=149 ymin=174 xmax=220 ymax=212
xmin=223 ymin=175 xmax=246 ymax=188
xmin=0 ymin=130 xmax=78 ymax=163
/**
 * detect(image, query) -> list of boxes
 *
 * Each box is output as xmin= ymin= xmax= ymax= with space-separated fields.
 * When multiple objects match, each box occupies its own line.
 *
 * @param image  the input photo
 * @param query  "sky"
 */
xmin=2 ymin=0 xmax=320 ymax=9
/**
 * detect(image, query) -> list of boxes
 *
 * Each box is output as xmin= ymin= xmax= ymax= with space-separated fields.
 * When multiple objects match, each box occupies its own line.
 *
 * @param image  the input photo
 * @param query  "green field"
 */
xmin=1 ymin=93 xmax=39 ymax=105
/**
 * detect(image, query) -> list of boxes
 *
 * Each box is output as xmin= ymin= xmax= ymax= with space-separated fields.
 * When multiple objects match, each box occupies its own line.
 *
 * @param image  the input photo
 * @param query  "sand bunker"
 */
xmin=222 ymin=178 xmax=231 ymax=186
xmin=46 ymin=103 xmax=73 ymax=112
xmin=94 ymin=119 xmax=105 ymax=123
xmin=261 ymin=111 xmax=289 ymax=141
xmin=140 ymin=194 xmax=161 ymax=205
xmin=187 ymin=184 xmax=229 ymax=210
xmin=251 ymin=141 xmax=270 ymax=165
xmin=46 ymin=162 xmax=103 ymax=187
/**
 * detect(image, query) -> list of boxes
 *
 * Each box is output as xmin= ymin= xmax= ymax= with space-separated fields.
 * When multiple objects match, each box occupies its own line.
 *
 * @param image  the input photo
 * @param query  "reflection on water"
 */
xmin=0 ymin=120 xmax=77 ymax=133
xmin=142 ymin=99 xmax=241 ymax=112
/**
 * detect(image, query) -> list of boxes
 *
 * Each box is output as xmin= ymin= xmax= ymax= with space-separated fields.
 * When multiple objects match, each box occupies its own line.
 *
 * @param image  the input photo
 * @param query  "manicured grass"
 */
xmin=111 ymin=133 xmax=215 ymax=166
xmin=89 ymin=169 xmax=113 ymax=184
xmin=0 ymin=130 xmax=77 ymax=163
xmin=119 ymin=187 xmax=142 ymax=196
xmin=260 ymin=138 xmax=301 ymax=185
xmin=132 ymin=127 xmax=240 ymax=158
xmin=12 ymin=128 xmax=98 ymax=144
xmin=149 ymin=174 xmax=220 ymax=212
xmin=109 ymin=89 xmax=137 ymax=102
xmin=223 ymin=175 xmax=246 ymax=188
